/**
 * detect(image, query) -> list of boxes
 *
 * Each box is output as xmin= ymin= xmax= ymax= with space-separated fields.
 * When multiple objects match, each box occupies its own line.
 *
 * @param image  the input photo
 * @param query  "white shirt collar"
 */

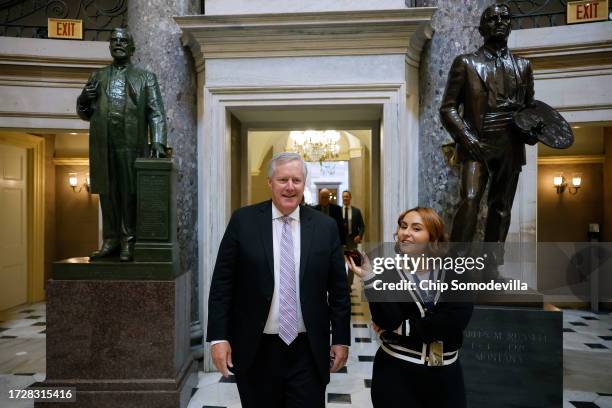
xmin=271 ymin=202 xmax=300 ymax=222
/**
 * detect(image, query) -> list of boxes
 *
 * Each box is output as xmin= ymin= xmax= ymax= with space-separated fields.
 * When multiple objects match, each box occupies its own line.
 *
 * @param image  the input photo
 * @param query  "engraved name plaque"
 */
xmin=462 ymin=307 xmax=562 ymax=408
xmin=134 ymin=159 xmax=176 ymax=263
xmin=138 ymin=173 xmax=169 ymax=240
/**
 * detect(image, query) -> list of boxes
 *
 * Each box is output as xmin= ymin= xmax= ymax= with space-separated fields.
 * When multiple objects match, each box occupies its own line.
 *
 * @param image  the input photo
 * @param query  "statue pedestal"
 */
xmin=33 ymin=260 xmax=196 ymax=407
xmin=475 ymin=289 xmax=544 ymax=308
xmin=462 ymin=306 xmax=562 ymax=407
xmin=33 ymin=159 xmax=195 ymax=407
xmin=134 ymin=158 xmax=177 ymax=263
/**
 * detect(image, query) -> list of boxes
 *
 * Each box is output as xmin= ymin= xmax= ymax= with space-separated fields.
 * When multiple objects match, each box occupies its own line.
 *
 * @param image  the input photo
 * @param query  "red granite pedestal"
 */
xmin=33 ymin=259 xmax=196 ymax=408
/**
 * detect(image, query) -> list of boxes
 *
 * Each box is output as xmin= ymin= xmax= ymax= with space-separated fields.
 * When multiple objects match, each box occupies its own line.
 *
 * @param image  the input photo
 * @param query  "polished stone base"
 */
xmin=32 ymin=260 xmax=195 ymax=407
xmin=463 ymin=306 xmax=563 ymax=408
xmin=32 ymin=360 xmax=196 ymax=408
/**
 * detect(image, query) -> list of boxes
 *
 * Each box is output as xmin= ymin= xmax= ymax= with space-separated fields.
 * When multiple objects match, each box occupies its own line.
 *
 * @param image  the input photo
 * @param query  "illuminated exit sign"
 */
xmin=47 ymin=18 xmax=83 ymax=39
xmin=567 ymin=0 xmax=609 ymax=24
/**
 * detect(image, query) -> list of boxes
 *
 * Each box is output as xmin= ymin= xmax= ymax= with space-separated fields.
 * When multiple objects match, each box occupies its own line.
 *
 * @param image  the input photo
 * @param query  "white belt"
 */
xmin=380 ymin=343 xmax=459 ymax=366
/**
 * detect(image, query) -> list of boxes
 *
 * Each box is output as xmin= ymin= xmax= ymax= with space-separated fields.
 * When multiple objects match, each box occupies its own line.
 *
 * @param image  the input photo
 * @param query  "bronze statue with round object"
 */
xmin=439 ymin=4 xmax=574 ymax=281
xmin=514 ymin=100 xmax=574 ymax=149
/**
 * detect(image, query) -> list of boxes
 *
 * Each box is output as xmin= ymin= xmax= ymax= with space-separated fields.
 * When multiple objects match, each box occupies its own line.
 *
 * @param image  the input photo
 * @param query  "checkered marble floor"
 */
xmin=0 ymin=303 xmax=46 ymax=340
xmin=0 ymin=302 xmax=46 ymax=408
xmin=1 ymin=298 xmax=612 ymax=407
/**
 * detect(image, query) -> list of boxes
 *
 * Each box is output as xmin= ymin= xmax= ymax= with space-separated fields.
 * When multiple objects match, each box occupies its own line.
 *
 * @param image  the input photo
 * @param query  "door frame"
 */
xmin=0 ymin=132 xmax=45 ymax=303
xmin=198 ymin=83 xmax=416 ymax=370
xmin=238 ymin=119 xmax=380 ymax=238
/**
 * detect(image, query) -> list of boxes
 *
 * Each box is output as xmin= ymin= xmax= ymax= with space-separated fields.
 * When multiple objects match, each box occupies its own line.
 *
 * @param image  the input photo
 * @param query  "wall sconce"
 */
xmin=553 ymin=173 xmax=581 ymax=195
xmin=553 ymin=174 xmax=565 ymax=193
xmin=69 ymin=172 xmax=90 ymax=193
xmin=569 ymin=174 xmax=581 ymax=195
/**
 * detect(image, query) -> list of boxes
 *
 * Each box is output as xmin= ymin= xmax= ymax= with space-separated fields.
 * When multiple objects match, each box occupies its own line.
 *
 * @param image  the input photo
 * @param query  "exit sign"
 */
xmin=567 ymin=0 xmax=609 ymax=24
xmin=48 ymin=18 xmax=83 ymax=39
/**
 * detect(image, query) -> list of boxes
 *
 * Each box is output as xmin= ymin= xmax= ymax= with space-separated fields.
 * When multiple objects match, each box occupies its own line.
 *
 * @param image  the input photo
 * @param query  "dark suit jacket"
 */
xmin=76 ymin=64 xmax=167 ymax=194
xmin=365 ymin=267 xmax=473 ymax=353
xmin=207 ymin=201 xmax=351 ymax=383
xmin=314 ymin=203 xmax=345 ymax=245
xmin=439 ymin=46 xmax=534 ymax=166
xmin=344 ymin=206 xmax=365 ymax=241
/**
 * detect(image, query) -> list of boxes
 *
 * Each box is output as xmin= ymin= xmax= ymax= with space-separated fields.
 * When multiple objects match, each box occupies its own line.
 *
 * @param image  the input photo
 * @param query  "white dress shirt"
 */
xmin=342 ymin=205 xmax=352 ymax=233
xmin=264 ymin=204 xmax=306 ymax=334
xmin=210 ymin=204 xmax=305 ymax=347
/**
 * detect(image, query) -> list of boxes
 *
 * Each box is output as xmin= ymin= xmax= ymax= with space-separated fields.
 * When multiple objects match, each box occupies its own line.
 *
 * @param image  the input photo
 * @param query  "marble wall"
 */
xmin=418 ymin=0 xmax=495 ymax=230
xmin=0 ymin=37 xmax=107 ymax=130
xmin=128 ymin=0 xmax=200 ymax=320
xmin=54 ymin=165 xmax=100 ymax=260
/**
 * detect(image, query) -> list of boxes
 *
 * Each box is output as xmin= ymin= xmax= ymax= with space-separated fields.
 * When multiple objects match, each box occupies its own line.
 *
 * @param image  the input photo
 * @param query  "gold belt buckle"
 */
xmin=428 ymin=341 xmax=444 ymax=366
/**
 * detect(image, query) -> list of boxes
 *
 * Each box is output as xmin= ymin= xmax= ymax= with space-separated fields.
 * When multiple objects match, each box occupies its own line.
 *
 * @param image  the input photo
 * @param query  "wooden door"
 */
xmin=0 ymin=143 xmax=27 ymax=311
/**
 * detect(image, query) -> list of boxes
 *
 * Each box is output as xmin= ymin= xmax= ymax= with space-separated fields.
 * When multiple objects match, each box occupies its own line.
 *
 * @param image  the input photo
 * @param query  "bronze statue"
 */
xmin=439 ymin=4 xmax=538 ymax=279
xmin=77 ymin=27 xmax=167 ymax=262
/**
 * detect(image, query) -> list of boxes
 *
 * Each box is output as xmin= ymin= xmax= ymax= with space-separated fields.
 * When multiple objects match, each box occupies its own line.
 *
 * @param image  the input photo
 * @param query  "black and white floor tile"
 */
xmin=0 ymin=302 xmax=47 ymax=408
xmin=0 ymin=303 xmax=46 ymax=340
xmin=2 ymin=297 xmax=612 ymax=407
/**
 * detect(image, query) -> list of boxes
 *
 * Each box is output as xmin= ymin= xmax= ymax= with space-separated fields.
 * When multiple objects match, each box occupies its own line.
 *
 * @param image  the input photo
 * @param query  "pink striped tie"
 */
xmin=278 ymin=216 xmax=298 ymax=345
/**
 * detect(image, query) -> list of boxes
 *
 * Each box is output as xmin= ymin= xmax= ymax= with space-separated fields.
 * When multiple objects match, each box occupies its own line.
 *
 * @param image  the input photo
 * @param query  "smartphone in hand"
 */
xmin=344 ymin=249 xmax=362 ymax=266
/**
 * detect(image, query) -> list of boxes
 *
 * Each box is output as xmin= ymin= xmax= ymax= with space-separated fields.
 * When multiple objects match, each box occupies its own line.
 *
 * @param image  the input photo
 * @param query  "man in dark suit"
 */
xmin=314 ymin=188 xmax=345 ymax=245
xmin=341 ymin=190 xmax=365 ymax=250
xmin=207 ymin=152 xmax=350 ymax=408
xmin=439 ymin=3 xmax=537 ymax=278
xmin=341 ymin=190 xmax=365 ymax=287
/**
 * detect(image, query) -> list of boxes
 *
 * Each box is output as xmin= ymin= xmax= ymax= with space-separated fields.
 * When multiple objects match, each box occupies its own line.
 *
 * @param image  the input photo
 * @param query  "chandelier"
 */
xmin=289 ymin=130 xmax=340 ymax=162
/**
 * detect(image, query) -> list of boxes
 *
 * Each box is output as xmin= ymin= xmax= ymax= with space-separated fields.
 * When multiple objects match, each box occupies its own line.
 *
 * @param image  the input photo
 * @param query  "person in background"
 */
xmin=314 ymin=188 xmax=345 ymax=245
xmin=347 ymin=207 xmax=473 ymax=408
xmin=341 ymin=190 xmax=365 ymax=287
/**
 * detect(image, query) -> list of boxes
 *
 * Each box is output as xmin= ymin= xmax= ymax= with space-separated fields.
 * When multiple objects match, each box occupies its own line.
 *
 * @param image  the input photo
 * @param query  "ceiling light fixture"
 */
xmin=290 ymin=130 xmax=340 ymax=162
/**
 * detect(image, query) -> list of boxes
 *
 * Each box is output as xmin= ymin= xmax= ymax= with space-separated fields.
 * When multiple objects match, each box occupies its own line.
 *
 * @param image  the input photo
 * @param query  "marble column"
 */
xmin=128 ymin=1 xmax=199 ymax=320
xmin=418 ymin=0 xmax=495 ymax=231
xmin=604 ymin=127 xmax=612 ymax=242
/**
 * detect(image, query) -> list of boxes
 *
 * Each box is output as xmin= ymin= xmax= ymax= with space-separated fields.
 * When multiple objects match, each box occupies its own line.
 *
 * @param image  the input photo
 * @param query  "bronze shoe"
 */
xmin=90 ymin=239 xmax=120 ymax=260
xmin=119 ymin=240 xmax=134 ymax=262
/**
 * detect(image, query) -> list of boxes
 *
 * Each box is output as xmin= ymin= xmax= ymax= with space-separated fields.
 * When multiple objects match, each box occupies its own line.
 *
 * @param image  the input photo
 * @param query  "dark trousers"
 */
xmin=235 ymin=333 xmax=325 ymax=408
xmin=450 ymin=158 xmax=520 ymax=243
xmin=450 ymin=115 xmax=523 ymax=247
xmin=99 ymin=148 xmax=137 ymax=244
xmin=371 ymin=348 xmax=466 ymax=408
xmin=344 ymin=237 xmax=358 ymax=287
xmin=347 ymin=269 xmax=355 ymax=288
